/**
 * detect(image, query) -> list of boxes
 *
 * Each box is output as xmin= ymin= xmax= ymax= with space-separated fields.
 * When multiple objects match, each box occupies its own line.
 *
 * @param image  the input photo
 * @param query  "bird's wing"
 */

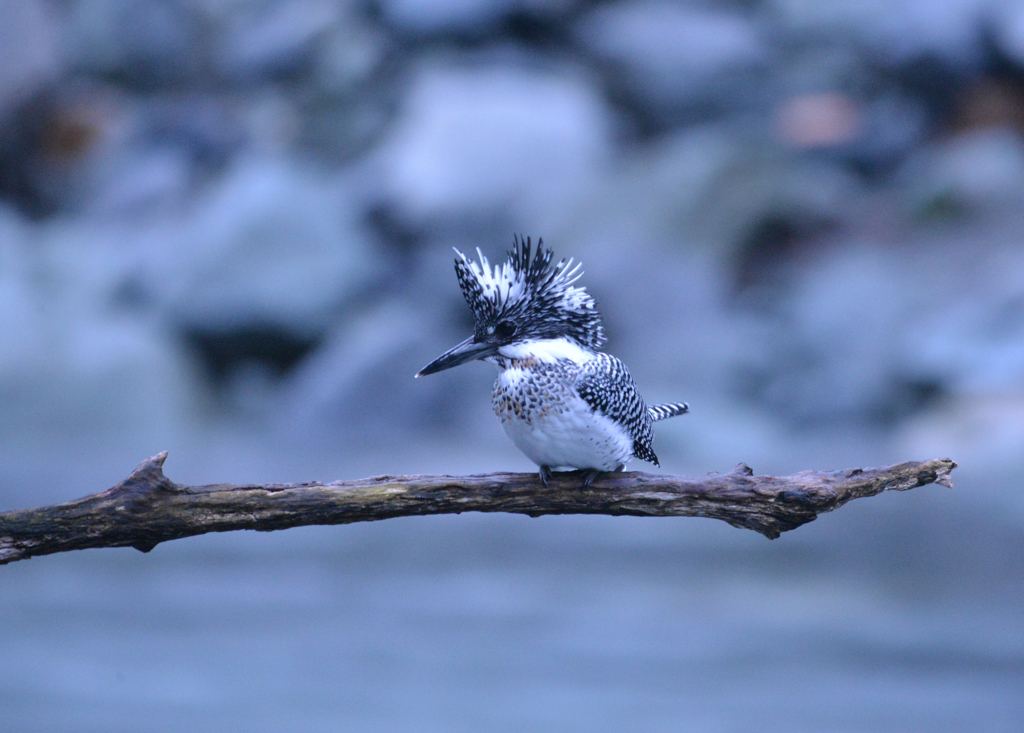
xmin=575 ymin=353 xmax=658 ymax=465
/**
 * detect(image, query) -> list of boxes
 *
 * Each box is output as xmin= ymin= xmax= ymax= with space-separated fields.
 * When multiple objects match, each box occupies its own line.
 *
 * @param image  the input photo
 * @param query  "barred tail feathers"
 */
xmin=647 ymin=402 xmax=689 ymax=422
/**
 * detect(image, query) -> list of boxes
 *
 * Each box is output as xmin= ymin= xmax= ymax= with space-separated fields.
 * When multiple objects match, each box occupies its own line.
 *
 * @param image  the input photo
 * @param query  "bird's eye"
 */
xmin=493 ymin=320 xmax=517 ymax=340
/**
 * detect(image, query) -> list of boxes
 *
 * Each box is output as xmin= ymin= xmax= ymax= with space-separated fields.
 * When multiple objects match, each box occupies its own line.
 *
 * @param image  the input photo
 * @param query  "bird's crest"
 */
xmin=453 ymin=236 xmax=606 ymax=349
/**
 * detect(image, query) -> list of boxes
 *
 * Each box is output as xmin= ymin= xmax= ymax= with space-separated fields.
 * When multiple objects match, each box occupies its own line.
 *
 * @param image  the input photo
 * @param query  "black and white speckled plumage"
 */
xmin=420 ymin=237 xmax=689 ymax=478
xmin=576 ymin=353 xmax=659 ymax=465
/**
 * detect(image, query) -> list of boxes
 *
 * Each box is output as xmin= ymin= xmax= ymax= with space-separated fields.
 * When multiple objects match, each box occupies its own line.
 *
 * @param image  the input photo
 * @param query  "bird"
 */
xmin=416 ymin=236 xmax=689 ymax=487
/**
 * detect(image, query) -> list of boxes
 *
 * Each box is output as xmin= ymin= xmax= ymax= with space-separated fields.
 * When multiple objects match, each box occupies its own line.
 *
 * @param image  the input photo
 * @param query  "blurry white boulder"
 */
xmin=162 ymin=155 xmax=382 ymax=337
xmin=898 ymin=392 xmax=1024 ymax=477
xmin=374 ymin=53 xmax=613 ymax=224
xmin=905 ymin=234 xmax=1024 ymax=397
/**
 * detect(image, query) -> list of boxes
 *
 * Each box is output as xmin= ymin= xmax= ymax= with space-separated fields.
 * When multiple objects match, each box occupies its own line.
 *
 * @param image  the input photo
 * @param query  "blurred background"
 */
xmin=1 ymin=0 xmax=1023 ymax=730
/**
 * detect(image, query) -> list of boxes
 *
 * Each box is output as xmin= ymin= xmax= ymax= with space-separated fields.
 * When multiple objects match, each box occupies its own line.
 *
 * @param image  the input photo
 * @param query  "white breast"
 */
xmin=499 ymin=399 xmax=634 ymax=471
xmin=492 ymin=349 xmax=634 ymax=472
xmin=498 ymin=338 xmax=594 ymax=365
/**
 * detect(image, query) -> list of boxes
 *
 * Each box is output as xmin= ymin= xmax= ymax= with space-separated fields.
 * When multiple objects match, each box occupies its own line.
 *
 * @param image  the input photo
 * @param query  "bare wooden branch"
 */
xmin=0 ymin=454 xmax=956 ymax=565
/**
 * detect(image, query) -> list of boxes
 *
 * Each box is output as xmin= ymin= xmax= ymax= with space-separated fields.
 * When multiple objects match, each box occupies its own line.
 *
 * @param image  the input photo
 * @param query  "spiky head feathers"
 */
xmin=453 ymin=236 xmax=605 ymax=350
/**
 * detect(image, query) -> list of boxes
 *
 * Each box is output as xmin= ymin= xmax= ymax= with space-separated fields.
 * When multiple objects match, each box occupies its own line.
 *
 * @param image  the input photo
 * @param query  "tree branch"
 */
xmin=0 ymin=454 xmax=956 ymax=565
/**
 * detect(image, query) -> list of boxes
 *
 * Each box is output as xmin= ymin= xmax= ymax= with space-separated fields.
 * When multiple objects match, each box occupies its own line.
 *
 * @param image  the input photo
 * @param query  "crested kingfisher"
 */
xmin=416 ymin=236 xmax=689 ymax=486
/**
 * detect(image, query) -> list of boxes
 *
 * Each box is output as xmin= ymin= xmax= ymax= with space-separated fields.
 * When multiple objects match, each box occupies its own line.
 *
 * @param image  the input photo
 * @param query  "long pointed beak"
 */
xmin=416 ymin=336 xmax=498 ymax=377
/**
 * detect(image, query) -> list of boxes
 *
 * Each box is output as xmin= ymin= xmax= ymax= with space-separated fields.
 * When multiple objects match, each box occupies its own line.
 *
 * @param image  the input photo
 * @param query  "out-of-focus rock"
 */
xmin=212 ymin=0 xmax=342 ymax=80
xmin=691 ymin=148 xmax=862 ymax=302
xmin=0 ymin=0 xmax=60 ymax=113
xmin=898 ymin=392 xmax=1024 ymax=475
xmin=0 ymin=90 xmax=99 ymax=219
xmin=0 ymin=153 xmax=386 ymax=418
xmin=157 ymin=156 xmax=383 ymax=394
xmin=379 ymin=0 xmax=575 ymax=38
xmin=280 ymin=297 xmax=497 ymax=447
xmin=374 ymin=53 xmax=613 ymax=225
xmin=164 ymin=156 xmax=379 ymax=333
xmin=726 ymin=214 xmax=1024 ymax=431
xmin=732 ymin=243 xmax=946 ymax=427
xmin=767 ymin=42 xmax=931 ymax=170
xmin=900 ymin=129 xmax=1024 ymax=219
xmin=904 ymin=235 xmax=1024 ymax=396
xmin=0 ymin=206 xmax=197 ymax=449
xmin=576 ymin=1 xmax=767 ymax=124
xmin=0 ymin=85 xmax=245 ymax=219
xmin=769 ymin=0 xmax=988 ymax=70
xmin=848 ymin=92 xmax=930 ymax=170
xmin=310 ymin=9 xmax=387 ymax=95
xmin=297 ymin=12 xmax=395 ymax=163
xmin=87 ymin=94 xmax=244 ymax=217
xmin=296 ymin=77 xmax=398 ymax=164
xmin=65 ymin=0 xmax=207 ymax=86
xmin=995 ymin=2 xmax=1024 ymax=68
xmin=951 ymin=75 xmax=1024 ymax=138
xmin=380 ymin=0 xmax=508 ymax=36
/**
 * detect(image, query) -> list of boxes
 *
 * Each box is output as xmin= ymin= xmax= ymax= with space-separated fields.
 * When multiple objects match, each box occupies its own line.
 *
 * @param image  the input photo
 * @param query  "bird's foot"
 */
xmin=540 ymin=466 xmax=611 ymax=488
xmin=580 ymin=468 xmax=603 ymax=489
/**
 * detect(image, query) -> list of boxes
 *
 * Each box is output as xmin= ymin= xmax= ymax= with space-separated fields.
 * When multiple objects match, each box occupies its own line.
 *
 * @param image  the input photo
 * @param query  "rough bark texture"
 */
xmin=0 ymin=454 xmax=956 ymax=565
